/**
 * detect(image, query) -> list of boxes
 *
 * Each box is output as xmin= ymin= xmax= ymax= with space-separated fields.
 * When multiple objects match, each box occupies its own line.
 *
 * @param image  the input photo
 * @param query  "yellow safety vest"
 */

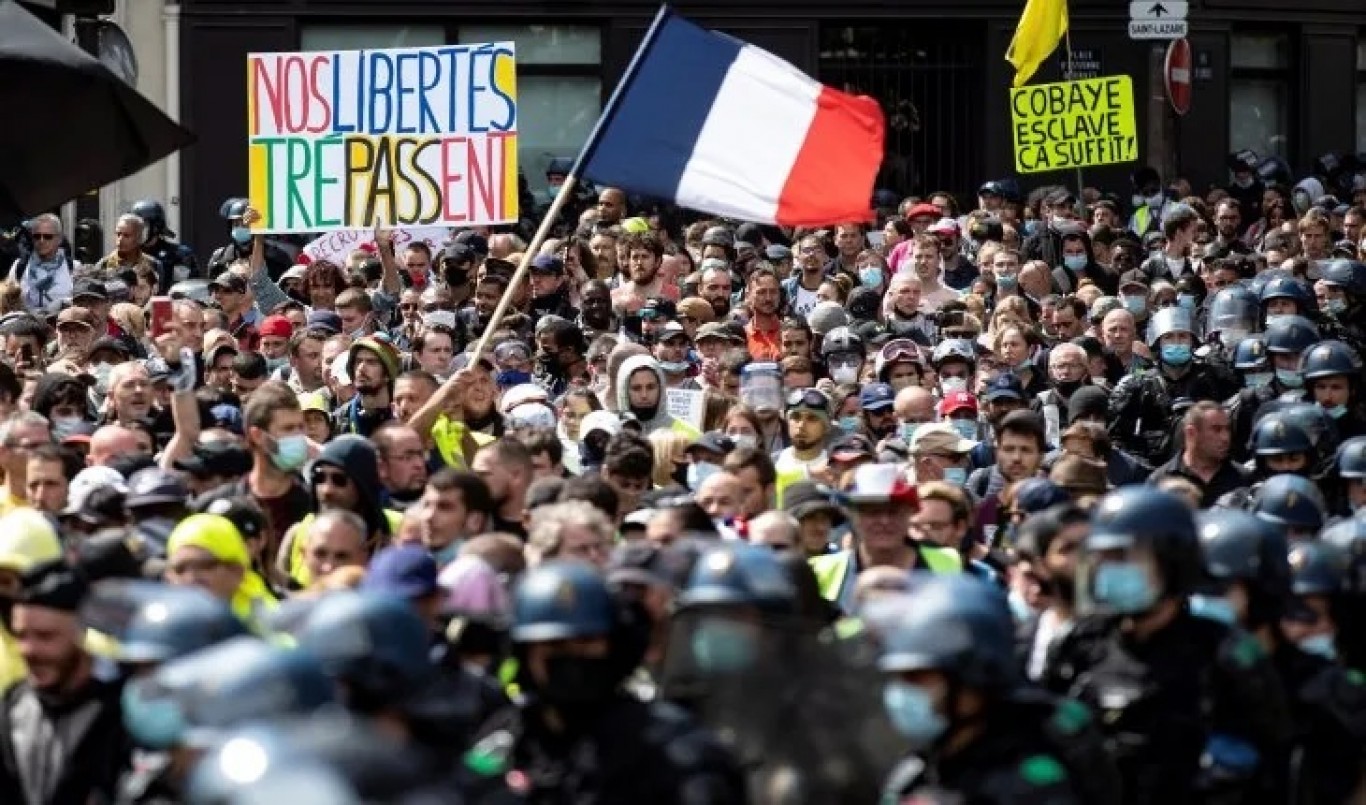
xmin=288 ymin=509 xmax=405 ymax=588
xmin=810 ymin=546 xmax=962 ymax=611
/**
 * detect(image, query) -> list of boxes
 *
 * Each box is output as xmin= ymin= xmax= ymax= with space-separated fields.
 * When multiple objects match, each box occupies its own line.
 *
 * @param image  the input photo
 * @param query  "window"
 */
xmin=300 ymin=24 xmax=445 ymax=52
xmin=1229 ymin=34 xmax=1290 ymax=159
xmin=459 ymin=25 xmax=602 ymax=202
xmin=1357 ymin=39 xmax=1366 ymax=154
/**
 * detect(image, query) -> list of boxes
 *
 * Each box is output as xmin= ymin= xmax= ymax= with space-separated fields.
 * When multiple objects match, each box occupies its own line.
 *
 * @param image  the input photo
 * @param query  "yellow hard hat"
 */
xmin=0 ymin=508 xmax=60 ymax=573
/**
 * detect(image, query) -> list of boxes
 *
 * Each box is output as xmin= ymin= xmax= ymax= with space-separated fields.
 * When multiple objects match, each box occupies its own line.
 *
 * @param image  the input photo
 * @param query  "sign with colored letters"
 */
xmin=247 ymin=43 xmax=519 ymax=233
xmin=1009 ymin=75 xmax=1138 ymax=174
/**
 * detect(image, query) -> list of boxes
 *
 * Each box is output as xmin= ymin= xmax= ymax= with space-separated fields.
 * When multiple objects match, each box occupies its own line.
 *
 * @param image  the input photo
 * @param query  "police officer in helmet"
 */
xmin=207 ymin=197 xmax=293 ymax=279
xmin=1300 ymin=339 xmax=1366 ymax=440
xmin=1227 ymin=314 xmax=1319 ymax=461
xmin=467 ymin=560 xmax=746 ymax=804
xmin=876 ymin=574 xmax=1120 ymax=804
xmin=130 ymin=199 xmax=198 ymax=292
xmin=1043 ymin=487 xmax=1294 ymax=804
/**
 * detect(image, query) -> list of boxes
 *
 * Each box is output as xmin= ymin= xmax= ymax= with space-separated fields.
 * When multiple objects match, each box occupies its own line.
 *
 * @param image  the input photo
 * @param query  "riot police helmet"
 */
xmin=130 ymin=200 xmax=170 ymax=238
xmin=115 ymin=586 xmax=250 ymax=665
xmin=1083 ymin=487 xmax=1203 ymax=605
xmin=294 ymin=591 xmax=433 ymax=706
xmin=874 ymin=574 xmax=1019 ymax=693
xmin=1320 ymin=516 xmax=1366 ymax=595
xmin=1258 ymin=275 xmax=1316 ymax=313
xmin=931 ymin=338 xmax=977 ymax=370
xmin=676 ymin=543 xmax=796 ymax=614
xmin=1300 ymin=340 xmax=1361 ymax=381
xmin=1263 ymin=315 xmax=1320 ymax=354
xmin=1336 ymin=436 xmax=1366 ymax=478
xmin=1288 ymin=541 xmax=1348 ymax=597
xmin=1146 ymin=306 xmax=1195 ymax=348
xmin=1195 ymin=508 xmax=1291 ymax=619
xmin=1249 ymin=413 xmax=1314 ymax=457
xmin=1207 ymin=285 xmax=1259 ymax=341
xmin=1252 ymin=474 xmax=1327 ymax=533
xmin=218 ymin=197 xmax=250 ymax=221
xmin=510 ymin=560 xmax=616 ymax=642
xmin=1320 ymin=259 xmax=1366 ymax=297
xmin=1232 ymin=336 xmax=1270 ymax=371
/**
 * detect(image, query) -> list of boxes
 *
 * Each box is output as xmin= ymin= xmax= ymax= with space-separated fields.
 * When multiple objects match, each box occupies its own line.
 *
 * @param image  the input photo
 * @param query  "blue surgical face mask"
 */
xmin=1093 ymin=561 xmax=1158 ymax=613
xmin=859 ymin=266 xmax=884 ymax=289
xmin=1160 ymin=344 xmax=1193 ymax=366
xmin=950 ymin=418 xmax=977 ymax=441
xmin=1325 ymin=298 xmax=1348 ymax=316
xmin=496 ymin=369 xmax=531 ymax=388
xmin=691 ymin=618 xmax=757 ymax=674
xmin=837 ymin=415 xmax=861 ymax=433
xmin=729 ymin=433 xmax=758 ymax=450
xmin=264 ymin=356 xmax=287 ymax=373
xmin=996 ymin=274 xmax=1019 ymax=291
xmin=1324 ymin=403 xmax=1348 ymax=419
xmin=230 ymin=226 xmax=253 ymax=246
xmin=942 ymin=466 xmax=968 ymax=485
xmin=1022 ymin=220 xmax=1041 ymax=238
xmin=1276 ymin=369 xmax=1304 ymax=389
xmin=659 ymin=360 xmax=690 ymax=375
xmin=1063 ymin=254 xmax=1087 ymax=271
xmin=1177 ymin=293 xmax=1197 ymax=311
xmin=1189 ymin=594 xmax=1238 ymax=625
xmin=1264 ymin=314 xmax=1292 ymax=329
xmin=882 ymin=681 xmax=948 ymax=748
xmin=1298 ymin=633 xmax=1337 ymax=660
xmin=1244 ymin=371 xmax=1273 ymax=389
xmin=687 ymin=461 xmax=721 ymax=491
xmin=1123 ymin=295 xmax=1147 ymax=315
xmin=271 ymin=433 xmax=310 ymax=473
xmin=432 ymin=541 xmax=462 ymax=568
xmin=122 ymin=684 xmax=186 ymax=750
xmin=899 ymin=421 xmax=921 ymax=444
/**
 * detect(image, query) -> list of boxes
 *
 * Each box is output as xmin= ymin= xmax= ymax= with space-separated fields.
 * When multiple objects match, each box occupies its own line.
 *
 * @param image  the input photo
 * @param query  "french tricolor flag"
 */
xmin=576 ymin=7 xmax=886 ymax=227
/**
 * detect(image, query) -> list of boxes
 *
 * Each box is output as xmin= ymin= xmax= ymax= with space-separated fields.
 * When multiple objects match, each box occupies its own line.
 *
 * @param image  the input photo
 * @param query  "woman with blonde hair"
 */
xmin=648 ymin=428 xmax=693 ymax=488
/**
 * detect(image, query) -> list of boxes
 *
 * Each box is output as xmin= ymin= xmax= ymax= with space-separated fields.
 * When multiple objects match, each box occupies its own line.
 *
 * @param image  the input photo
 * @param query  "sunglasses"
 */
xmin=168 ymin=557 xmax=225 ymax=576
xmin=423 ymin=303 xmax=454 ymax=313
xmin=31 ymin=233 xmax=57 ymax=241
xmin=400 ymin=303 xmax=421 ymax=312
xmin=312 ymin=468 xmax=351 ymax=487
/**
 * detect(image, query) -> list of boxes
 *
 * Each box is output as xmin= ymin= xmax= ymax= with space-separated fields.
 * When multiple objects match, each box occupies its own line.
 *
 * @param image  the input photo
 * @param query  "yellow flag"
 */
xmin=1006 ymin=0 xmax=1069 ymax=88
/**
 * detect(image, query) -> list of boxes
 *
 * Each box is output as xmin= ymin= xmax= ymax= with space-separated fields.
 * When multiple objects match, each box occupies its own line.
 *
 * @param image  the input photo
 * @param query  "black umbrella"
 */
xmin=0 ymin=0 xmax=196 ymax=220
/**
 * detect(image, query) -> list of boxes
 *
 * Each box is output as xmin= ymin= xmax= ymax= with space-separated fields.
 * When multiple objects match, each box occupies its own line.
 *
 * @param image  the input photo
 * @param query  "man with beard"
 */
xmin=1015 ymin=504 xmax=1087 ymax=680
xmin=1031 ymin=343 xmax=1091 ymax=447
xmin=698 ymin=259 xmax=733 ymax=320
xmin=533 ymin=318 xmax=588 ymax=398
xmin=743 ymin=267 xmax=783 ymax=362
xmin=528 ymin=254 xmax=578 ymax=321
xmin=782 ymin=234 xmax=829 ymax=319
xmin=613 ymin=354 xmax=700 ymax=438
xmin=374 ymin=423 xmax=429 ymax=511
xmin=651 ymin=323 xmax=698 ymax=390
xmin=438 ymin=242 xmax=477 ymax=306
xmin=470 ymin=438 xmax=535 ymax=539
xmin=333 ymin=336 xmax=399 ymax=438
xmin=1211 ymin=198 xmax=1252 ymax=256
xmin=0 ymin=561 xmax=129 ymax=803
xmin=578 ymin=280 xmax=617 ymax=343
xmin=612 ymin=231 xmax=667 ymax=312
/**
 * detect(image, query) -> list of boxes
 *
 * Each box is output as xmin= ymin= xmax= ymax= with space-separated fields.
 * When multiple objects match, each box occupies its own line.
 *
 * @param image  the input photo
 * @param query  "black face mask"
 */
xmin=538 ymin=655 xmax=616 ymax=716
xmin=670 ymin=461 xmax=689 ymax=487
xmin=1053 ymin=378 xmax=1086 ymax=399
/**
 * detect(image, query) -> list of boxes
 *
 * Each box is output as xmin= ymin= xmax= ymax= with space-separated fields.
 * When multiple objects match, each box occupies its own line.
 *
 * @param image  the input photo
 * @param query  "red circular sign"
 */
xmin=1165 ymin=38 xmax=1192 ymax=116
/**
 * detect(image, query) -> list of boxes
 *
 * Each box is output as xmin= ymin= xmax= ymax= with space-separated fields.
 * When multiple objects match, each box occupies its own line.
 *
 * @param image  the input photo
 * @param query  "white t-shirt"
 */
xmin=791 ymin=284 xmax=821 ymax=319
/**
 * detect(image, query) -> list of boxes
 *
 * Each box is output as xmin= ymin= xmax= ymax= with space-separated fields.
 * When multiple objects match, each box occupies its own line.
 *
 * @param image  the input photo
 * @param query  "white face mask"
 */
xmin=940 ymin=376 xmax=968 ymax=393
xmin=830 ymin=363 xmax=859 ymax=385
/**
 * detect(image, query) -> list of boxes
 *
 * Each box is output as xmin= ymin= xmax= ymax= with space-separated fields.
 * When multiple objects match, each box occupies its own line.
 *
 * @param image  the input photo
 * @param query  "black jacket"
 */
xmin=0 ymin=677 xmax=131 ymax=805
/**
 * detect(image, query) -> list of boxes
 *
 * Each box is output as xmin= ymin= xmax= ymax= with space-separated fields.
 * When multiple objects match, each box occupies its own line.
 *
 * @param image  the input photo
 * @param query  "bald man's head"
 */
xmin=749 ymin=511 xmax=799 ymax=551
xmin=89 ymin=424 xmax=141 ymax=468
xmin=894 ymin=386 xmax=936 ymax=422
xmin=696 ymin=471 xmax=743 ymax=520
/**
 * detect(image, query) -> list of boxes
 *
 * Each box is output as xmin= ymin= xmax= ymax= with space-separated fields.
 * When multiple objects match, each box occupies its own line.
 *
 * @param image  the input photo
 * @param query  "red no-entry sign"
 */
xmin=1165 ymin=37 xmax=1192 ymax=116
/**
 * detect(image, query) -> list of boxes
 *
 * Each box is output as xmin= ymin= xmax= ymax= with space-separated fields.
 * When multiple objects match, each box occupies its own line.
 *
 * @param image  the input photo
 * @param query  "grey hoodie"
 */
xmin=615 ymin=354 xmax=676 ymax=435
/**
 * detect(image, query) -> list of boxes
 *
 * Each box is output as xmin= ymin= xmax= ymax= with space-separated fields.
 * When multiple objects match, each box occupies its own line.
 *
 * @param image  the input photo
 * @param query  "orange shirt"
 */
xmin=746 ymin=318 xmax=782 ymax=362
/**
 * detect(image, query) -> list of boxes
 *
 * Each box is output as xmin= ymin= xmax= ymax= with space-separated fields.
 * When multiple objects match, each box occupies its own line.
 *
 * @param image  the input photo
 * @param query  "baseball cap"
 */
xmin=782 ymin=480 xmax=845 ymax=525
xmin=61 ymin=466 xmax=126 ymax=520
xmin=580 ymin=411 xmax=622 ymax=439
xmin=362 ymin=545 xmax=439 ymax=599
xmin=686 ymin=431 xmax=736 ymax=457
xmin=658 ymin=321 xmax=690 ymax=342
xmin=830 ymin=432 xmax=876 ymax=462
xmin=280 ymin=264 xmax=309 ymax=283
xmin=842 ymin=463 xmax=920 ymax=506
xmin=307 ymin=310 xmax=343 ymax=334
xmin=905 ymin=202 xmax=940 ymax=221
xmin=937 ymin=390 xmax=980 ymax=417
xmin=258 ymin=315 xmax=293 ymax=339
xmin=694 ymin=322 xmax=739 ymax=343
xmin=984 ymin=373 xmax=1025 ymax=401
xmin=529 ymin=254 xmax=564 ymax=274
xmin=208 ymin=404 xmax=244 ymax=435
xmin=297 ymin=392 xmax=329 ymax=416
xmin=1012 ymin=478 xmax=1071 ymax=514
xmin=453 ymin=230 xmax=489 ymax=257
xmin=56 ymin=306 xmax=97 ymax=330
xmin=858 ymin=382 xmax=895 ymax=411
xmin=764 ymin=244 xmax=792 ymax=262
xmin=928 ymin=218 xmax=960 ymax=236
xmin=909 ymin=422 xmax=976 ymax=455
xmin=72 ymin=278 xmax=107 ymax=301
xmin=606 ymin=542 xmax=698 ymax=590
xmin=675 ymin=297 xmax=714 ymax=324
xmin=204 ymin=342 xmax=238 ymax=367
xmin=208 ymin=271 xmax=247 ymax=294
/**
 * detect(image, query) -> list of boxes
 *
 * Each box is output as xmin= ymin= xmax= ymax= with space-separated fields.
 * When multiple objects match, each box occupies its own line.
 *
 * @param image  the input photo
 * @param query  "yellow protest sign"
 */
xmin=1010 ymin=75 xmax=1137 ymax=174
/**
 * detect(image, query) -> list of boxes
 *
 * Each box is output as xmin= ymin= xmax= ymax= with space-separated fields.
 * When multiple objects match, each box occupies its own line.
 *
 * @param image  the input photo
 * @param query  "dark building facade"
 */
xmin=177 ymin=0 xmax=1366 ymax=244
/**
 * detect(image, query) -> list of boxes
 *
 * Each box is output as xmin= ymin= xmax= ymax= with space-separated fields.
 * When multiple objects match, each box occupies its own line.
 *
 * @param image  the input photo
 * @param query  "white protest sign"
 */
xmin=302 ymin=225 xmax=452 ymax=266
xmin=666 ymin=388 xmax=705 ymax=429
